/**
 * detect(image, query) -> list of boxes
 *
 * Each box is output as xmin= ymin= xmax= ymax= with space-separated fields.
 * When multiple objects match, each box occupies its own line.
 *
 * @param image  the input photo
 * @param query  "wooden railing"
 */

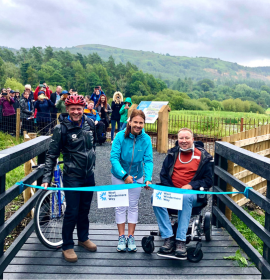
xmin=0 ymin=136 xmax=51 ymax=278
xmin=213 ymin=141 xmax=270 ymax=279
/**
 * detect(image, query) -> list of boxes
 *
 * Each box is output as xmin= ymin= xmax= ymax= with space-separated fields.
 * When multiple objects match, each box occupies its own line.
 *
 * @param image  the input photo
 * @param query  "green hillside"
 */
xmin=54 ymin=44 xmax=270 ymax=82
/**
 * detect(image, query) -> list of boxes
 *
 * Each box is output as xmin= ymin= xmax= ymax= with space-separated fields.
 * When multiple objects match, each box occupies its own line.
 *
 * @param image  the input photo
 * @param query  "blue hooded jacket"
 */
xmin=110 ymin=129 xmax=153 ymax=183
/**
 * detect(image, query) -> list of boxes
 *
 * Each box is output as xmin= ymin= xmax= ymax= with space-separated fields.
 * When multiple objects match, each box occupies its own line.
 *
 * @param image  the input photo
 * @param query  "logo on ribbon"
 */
xmin=100 ymin=192 xmax=107 ymax=201
xmin=156 ymin=191 xmax=162 ymax=200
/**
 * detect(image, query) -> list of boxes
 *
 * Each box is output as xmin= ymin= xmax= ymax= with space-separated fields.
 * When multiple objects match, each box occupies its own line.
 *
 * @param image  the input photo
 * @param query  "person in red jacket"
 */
xmin=33 ymin=83 xmax=51 ymax=101
xmin=33 ymin=83 xmax=51 ymax=124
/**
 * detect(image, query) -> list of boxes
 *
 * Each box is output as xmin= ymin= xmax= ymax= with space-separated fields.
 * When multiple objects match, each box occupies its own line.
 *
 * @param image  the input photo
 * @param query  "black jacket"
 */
xmin=42 ymin=114 xmax=96 ymax=184
xmin=19 ymin=97 xmax=34 ymax=119
xmin=111 ymin=101 xmax=123 ymax=121
xmin=50 ymin=92 xmax=59 ymax=113
xmin=13 ymin=96 xmax=20 ymax=112
xmin=160 ymin=141 xmax=213 ymax=204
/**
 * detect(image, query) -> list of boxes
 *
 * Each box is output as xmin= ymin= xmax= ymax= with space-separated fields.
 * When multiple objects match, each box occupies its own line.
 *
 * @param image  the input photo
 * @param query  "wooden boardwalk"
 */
xmin=4 ymin=223 xmax=260 ymax=279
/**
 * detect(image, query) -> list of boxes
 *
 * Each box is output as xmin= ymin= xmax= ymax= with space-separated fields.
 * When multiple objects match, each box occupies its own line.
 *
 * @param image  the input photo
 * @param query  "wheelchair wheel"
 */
xmin=187 ymin=247 xmax=203 ymax=263
xmin=142 ymin=236 xmax=155 ymax=254
xmin=34 ymin=190 xmax=66 ymax=249
xmin=204 ymin=212 xmax=212 ymax=242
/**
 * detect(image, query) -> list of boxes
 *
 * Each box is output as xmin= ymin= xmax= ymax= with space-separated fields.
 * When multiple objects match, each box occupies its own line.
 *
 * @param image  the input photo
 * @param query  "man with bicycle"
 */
xmin=41 ymin=95 xmax=97 ymax=263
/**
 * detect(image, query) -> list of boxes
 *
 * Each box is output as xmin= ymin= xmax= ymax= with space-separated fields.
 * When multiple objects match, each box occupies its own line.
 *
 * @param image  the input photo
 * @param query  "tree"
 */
xmin=20 ymin=62 xmax=30 ymax=85
xmin=202 ymin=83 xmax=211 ymax=92
xmin=75 ymin=53 xmax=86 ymax=68
xmin=86 ymin=72 xmax=102 ymax=93
xmin=44 ymin=46 xmax=54 ymax=62
xmin=0 ymin=57 xmax=5 ymax=87
xmin=88 ymin=53 xmax=102 ymax=65
xmin=106 ymin=56 xmax=116 ymax=77
xmin=48 ymin=71 xmax=66 ymax=87
xmin=4 ymin=78 xmax=25 ymax=93
xmin=92 ymin=64 xmax=115 ymax=97
xmin=197 ymin=79 xmax=215 ymax=90
xmin=46 ymin=58 xmax=62 ymax=71
xmin=26 ymin=66 xmax=38 ymax=85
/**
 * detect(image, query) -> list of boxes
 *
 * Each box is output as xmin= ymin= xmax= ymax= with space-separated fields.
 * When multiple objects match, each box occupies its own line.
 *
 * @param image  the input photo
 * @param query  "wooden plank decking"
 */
xmin=4 ymin=224 xmax=261 ymax=279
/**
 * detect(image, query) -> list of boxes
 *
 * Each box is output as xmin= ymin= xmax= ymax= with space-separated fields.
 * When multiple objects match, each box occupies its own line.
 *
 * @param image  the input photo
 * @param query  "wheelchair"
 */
xmin=141 ymin=197 xmax=212 ymax=263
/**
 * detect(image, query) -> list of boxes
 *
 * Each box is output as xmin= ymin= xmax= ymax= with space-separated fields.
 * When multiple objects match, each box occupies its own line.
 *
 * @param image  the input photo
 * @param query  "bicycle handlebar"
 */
xmin=32 ymin=161 xmax=64 ymax=169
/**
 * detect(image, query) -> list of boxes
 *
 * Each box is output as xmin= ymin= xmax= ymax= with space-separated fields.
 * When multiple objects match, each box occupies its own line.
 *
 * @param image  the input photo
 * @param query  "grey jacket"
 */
xmin=95 ymin=104 xmax=112 ymax=123
xmin=19 ymin=97 xmax=34 ymax=119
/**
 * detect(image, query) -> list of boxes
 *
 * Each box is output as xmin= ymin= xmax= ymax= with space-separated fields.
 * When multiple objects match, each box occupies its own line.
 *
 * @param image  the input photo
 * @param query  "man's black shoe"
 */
xmin=175 ymin=240 xmax=187 ymax=259
xmin=159 ymin=237 xmax=175 ymax=254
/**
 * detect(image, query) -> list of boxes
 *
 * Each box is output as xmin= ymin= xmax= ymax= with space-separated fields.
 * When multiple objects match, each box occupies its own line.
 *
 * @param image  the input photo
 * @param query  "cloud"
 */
xmin=1 ymin=0 xmax=270 ymax=66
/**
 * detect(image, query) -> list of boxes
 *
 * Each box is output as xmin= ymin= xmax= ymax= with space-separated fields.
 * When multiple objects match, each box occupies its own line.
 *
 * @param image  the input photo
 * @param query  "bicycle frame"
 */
xmin=52 ymin=163 xmax=64 ymax=218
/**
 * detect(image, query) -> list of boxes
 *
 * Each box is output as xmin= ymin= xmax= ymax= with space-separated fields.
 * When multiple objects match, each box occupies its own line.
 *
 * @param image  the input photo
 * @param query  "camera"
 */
xmin=2 ymin=92 xmax=8 ymax=96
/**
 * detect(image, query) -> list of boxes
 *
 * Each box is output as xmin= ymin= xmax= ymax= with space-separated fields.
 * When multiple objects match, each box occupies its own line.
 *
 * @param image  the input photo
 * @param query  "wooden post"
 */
xmin=57 ymin=113 xmax=61 ymax=125
xmin=240 ymin=118 xmax=244 ymax=132
xmin=262 ymin=180 xmax=270 ymax=279
xmin=157 ymin=105 xmax=170 ymax=153
xmin=23 ymin=134 xmax=32 ymax=217
xmin=214 ymin=154 xmax=228 ymax=228
xmin=16 ymin=108 xmax=20 ymax=141
xmin=0 ymin=175 xmax=5 ymax=279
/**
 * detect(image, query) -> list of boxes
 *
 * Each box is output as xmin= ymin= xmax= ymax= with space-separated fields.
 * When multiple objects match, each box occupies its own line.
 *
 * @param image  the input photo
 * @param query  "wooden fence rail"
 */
xmin=213 ymin=141 xmax=270 ymax=279
xmin=0 ymin=136 xmax=51 ymax=279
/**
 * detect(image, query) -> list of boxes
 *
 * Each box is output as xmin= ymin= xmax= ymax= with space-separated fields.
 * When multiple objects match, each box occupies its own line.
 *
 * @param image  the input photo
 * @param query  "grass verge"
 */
xmin=231 ymin=206 xmax=265 ymax=255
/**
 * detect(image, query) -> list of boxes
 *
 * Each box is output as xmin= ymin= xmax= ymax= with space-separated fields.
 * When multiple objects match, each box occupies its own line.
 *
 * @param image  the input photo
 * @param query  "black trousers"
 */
xmin=62 ymin=173 xmax=95 ymax=250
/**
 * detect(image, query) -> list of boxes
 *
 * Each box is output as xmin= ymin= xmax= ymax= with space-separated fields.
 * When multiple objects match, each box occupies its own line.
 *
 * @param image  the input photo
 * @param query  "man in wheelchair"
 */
xmin=153 ymin=128 xmax=213 ymax=259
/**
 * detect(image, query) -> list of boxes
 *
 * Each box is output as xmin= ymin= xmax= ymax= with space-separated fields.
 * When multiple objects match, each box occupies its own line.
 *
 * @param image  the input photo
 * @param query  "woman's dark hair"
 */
xmin=96 ymin=94 xmax=107 ymax=109
xmin=125 ymin=109 xmax=145 ymax=138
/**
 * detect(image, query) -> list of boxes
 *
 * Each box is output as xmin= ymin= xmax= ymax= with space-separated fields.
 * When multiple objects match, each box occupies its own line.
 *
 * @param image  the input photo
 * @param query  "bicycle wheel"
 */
xmin=34 ymin=189 xmax=66 ymax=249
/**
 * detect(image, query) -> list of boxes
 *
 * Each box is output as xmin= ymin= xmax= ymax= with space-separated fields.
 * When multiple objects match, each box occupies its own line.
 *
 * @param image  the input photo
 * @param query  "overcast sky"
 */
xmin=1 ymin=0 xmax=270 ymax=67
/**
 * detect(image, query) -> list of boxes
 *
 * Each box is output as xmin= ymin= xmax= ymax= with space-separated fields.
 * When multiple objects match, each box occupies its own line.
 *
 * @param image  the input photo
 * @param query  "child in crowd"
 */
xmin=84 ymin=100 xmax=100 ymax=125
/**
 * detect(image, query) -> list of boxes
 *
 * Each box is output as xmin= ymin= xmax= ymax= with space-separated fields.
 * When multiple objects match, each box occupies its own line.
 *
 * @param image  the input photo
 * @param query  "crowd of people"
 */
xmin=1 ymin=81 xmax=213 ymax=264
xmin=0 ymin=83 xmax=132 ymax=139
xmin=39 ymin=92 xmax=213 ymax=263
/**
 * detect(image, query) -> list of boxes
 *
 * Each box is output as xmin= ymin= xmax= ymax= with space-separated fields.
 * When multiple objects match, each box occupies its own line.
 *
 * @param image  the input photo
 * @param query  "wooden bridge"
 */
xmin=0 ymin=137 xmax=269 ymax=279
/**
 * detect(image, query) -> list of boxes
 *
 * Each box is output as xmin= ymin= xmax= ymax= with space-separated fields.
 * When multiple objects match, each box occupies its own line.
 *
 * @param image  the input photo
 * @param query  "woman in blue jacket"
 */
xmin=34 ymin=91 xmax=55 ymax=135
xmin=110 ymin=109 xmax=153 ymax=252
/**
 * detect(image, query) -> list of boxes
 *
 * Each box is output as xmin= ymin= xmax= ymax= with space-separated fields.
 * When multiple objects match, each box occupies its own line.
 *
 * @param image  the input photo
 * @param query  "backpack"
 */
xmin=60 ymin=117 xmax=97 ymax=150
xmin=95 ymin=121 xmax=107 ymax=145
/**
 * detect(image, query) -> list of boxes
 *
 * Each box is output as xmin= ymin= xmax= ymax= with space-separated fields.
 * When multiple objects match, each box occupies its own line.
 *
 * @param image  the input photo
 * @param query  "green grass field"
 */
xmin=170 ymin=110 xmax=270 ymax=120
xmin=144 ymin=110 xmax=270 ymax=137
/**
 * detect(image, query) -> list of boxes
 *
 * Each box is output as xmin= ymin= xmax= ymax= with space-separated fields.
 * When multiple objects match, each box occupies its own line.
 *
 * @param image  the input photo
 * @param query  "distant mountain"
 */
xmin=53 ymin=44 xmax=270 ymax=82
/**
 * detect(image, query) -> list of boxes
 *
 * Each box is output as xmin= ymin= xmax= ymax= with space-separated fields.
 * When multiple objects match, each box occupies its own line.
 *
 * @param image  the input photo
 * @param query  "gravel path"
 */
xmin=89 ymin=142 xmax=212 ymax=224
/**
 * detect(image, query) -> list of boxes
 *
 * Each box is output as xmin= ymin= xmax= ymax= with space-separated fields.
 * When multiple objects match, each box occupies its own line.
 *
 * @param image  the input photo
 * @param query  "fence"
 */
xmin=0 ymin=109 xmax=56 ymax=140
xmin=222 ymin=124 xmax=270 ymax=209
xmin=213 ymin=141 xmax=270 ymax=279
xmin=2 ymin=106 xmax=270 ymax=155
xmin=0 ymin=136 xmax=51 ymax=278
xmin=167 ymin=115 xmax=270 ymax=155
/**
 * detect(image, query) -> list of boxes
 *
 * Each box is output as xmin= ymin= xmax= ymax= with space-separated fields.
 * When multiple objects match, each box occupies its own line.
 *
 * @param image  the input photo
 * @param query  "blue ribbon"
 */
xmin=243 ymin=186 xmax=253 ymax=199
xmin=16 ymin=181 xmax=252 ymax=198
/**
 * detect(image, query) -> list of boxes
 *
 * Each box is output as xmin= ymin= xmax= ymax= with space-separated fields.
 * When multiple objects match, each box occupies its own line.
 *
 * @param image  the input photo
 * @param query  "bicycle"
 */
xmin=34 ymin=160 xmax=66 ymax=249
